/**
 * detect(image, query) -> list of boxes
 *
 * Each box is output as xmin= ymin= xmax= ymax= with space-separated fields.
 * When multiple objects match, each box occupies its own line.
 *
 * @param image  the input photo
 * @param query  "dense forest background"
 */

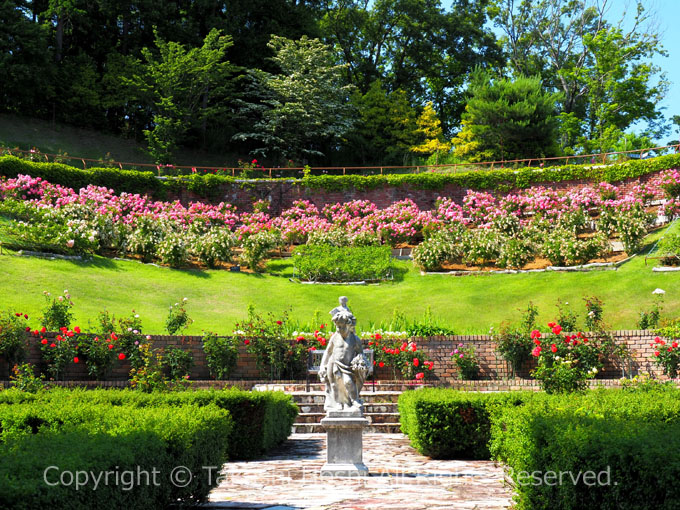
xmin=1 ymin=0 xmax=675 ymax=166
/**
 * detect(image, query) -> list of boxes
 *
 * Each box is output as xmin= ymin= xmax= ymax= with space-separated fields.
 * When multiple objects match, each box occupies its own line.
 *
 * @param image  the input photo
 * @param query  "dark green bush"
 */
xmin=0 ymin=387 xmax=298 ymax=460
xmin=398 ymin=388 xmax=534 ymax=459
xmin=0 ymin=399 xmax=233 ymax=509
xmin=490 ymin=389 xmax=680 ymax=510
xmin=292 ymin=244 xmax=392 ymax=282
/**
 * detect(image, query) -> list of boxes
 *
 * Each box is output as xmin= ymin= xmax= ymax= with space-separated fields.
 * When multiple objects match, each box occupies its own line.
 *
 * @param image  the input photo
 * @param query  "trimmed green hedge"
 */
xmin=398 ymin=388 xmax=534 ymax=459
xmin=490 ymin=389 xmax=680 ymax=510
xmin=292 ymin=244 xmax=392 ymax=282
xmin=2 ymin=153 xmax=678 ymax=198
xmin=399 ymin=387 xmax=680 ymax=509
xmin=0 ymin=399 xmax=233 ymax=509
xmin=0 ymin=387 xmax=298 ymax=460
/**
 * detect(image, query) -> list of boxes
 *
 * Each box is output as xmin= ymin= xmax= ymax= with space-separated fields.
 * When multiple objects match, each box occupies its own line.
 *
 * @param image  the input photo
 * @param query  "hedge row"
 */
xmin=0 ymin=387 xmax=298 ymax=460
xmin=2 ymin=153 xmax=679 ymax=199
xmin=0 ymin=399 xmax=233 ymax=509
xmin=399 ymin=387 xmax=680 ymax=510
xmin=292 ymin=244 xmax=392 ymax=282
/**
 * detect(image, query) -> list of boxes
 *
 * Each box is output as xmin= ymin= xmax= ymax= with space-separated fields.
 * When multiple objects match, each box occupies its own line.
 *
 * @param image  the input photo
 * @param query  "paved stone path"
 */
xmin=205 ymin=434 xmax=512 ymax=510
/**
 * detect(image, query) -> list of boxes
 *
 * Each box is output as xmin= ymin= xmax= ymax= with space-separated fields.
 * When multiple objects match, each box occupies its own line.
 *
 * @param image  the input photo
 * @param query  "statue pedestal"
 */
xmin=320 ymin=410 xmax=369 ymax=477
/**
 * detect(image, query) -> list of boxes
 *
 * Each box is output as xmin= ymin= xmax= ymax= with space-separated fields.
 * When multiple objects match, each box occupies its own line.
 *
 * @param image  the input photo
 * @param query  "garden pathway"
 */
xmin=204 ymin=433 xmax=512 ymax=510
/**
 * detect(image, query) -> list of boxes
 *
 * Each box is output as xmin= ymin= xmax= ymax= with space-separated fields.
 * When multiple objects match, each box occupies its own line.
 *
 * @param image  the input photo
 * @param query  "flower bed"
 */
xmin=1 ymin=162 xmax=677 ymax=272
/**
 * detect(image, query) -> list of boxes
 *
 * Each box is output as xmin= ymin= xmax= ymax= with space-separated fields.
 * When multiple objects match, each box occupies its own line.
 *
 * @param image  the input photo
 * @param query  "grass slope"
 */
xmin=0 ymin=113 xmax=240 ymax=169
xmin=0 ymin=228 xmax=677 ymax=335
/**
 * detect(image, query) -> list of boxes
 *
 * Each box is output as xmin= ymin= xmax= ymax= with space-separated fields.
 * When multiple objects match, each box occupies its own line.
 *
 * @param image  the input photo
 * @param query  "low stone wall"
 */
xmin=0 ymin=330 xmax=666 ymax=385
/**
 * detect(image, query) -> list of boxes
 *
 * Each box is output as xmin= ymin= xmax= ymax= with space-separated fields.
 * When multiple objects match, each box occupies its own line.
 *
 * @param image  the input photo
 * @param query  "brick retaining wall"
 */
xmin=1 ymin=330 xmax=668 ymax=385
xmin=165 ymin=172 xmax=661 ymax=214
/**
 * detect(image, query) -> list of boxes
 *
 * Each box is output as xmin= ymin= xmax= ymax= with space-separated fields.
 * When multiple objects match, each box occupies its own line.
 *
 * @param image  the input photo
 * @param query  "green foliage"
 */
xmin=452 ymin=70 xmax=561 ymax=162
xmin=165 ymin=299 xmax=192 ymax=335
xmin=658 ymin=233 xmax=680 ymax=266
xmin=292 ymin=244 xmax=392 ymax=282
xmin=239 ymin=230 xmax=282 ymax=271
xmin=157 ymin=230 xmax=189 ymax=268
xmin=494 ymin=302 xmax=538 ymax=377
xmin=232 ymin=35 xmax=355 ymax=162
xmin=490 ymin=389 xmax=680 ymax=510
xmin=202 ymin=332 xmax=239 ymax=380
xmin=451 ymin=343 xmax=479 ymax=380
xmin=163 ymin=346 xmax=194 ymax=380
xmin=233 ymin=306 xmax=304 ymax=380
xmin=398 ymin=388 xmax=534 ymax=459
xmin=0 ymin=396 xmax=233 ymax=509
xmin=192 ymin=228 xmax=235 ymax=268
xmin=540 ymin=228 xmax=608 ymax=266
xmin=651 ymin=324 xmax=680 ymax=378
xmin=0 ymin=311 xmax=28 ymax=367
xmin=39 ymin=290 xmax=73 ymax=331
xmin=412 ymin=225 xmax=465 ymax=271
xmin=9 ymin=363 xmax=44 ymax=393
xmin=409 ymin=102 xmax=451 ymax=163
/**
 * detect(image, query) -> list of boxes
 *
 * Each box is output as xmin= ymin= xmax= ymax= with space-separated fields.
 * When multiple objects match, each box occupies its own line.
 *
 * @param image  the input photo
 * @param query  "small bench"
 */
xmin=306 ymin=348 xmax=374 ymax=392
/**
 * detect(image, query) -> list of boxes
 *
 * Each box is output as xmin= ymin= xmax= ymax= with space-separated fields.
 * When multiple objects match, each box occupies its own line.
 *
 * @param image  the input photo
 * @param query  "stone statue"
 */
xmin=329 ymin=295 xmax=351 ymax=318
xmin=318 ymin=307 xmax=368 ymax=412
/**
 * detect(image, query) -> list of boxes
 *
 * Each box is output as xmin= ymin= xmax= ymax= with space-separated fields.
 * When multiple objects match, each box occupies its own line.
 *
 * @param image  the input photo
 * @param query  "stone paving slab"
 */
xmin=204 ymin=434 xmax=512 ymax=510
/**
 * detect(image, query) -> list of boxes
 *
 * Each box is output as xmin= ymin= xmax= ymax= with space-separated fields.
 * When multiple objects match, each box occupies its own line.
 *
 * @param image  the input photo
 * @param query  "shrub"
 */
xmin=398 ymin=388 xmax=534 ymax=459
xmin=292 ymin=244 xmax=392 ymax=282
xmin=650 ymin=328 xmax=680 ymax=378
xmin=658 ymin=232 xmax=680 ymax=266
xmin=97 ymin=310 xmax=146 ymax=369
xmin=306 ymin=228 xmax=351 ymax=247
xmin=9 ymin=363 xmax=44 ymax=392
xmin=541 ymin=229 xmax=608 ymax=266
xmin=126 ymin=215 xmax=164 ymax=262
xmin=163 ymin=346 xmax=194 ymax=379
xmin=202 ymin=332 xmax=239 ymax=379
xmin=165 ymin=298 xmax=192 ymax=335
xmin=239 ymin=230 xmax=282 ymax=271
xmin=0 ymin=398 xmax=233 ymax=509
xmin=411 ymin=225 xmax=464 ymax=271
xmin=615 ymin=207 xmax=652 ymax=254
xmin=368 ymin=336 xmax=434 ymax=380
xmin=496 ymin=236 xmax=536 ymax=269
xmin=192 ymin=228 xmax=235 ymax=268
xmin=462 ymin=228 xmax=501 ymax=266
xmin=494 ymin=302 xmax=538 ymax=377
xmin=157 ymin=229 xmax=189 ymax=267
xmin=40 ymin=290 xmax=73 ymax=331
xmin=490 ymin=389 xmax=680 ymax=510
xmin=233 ymin=305 xmax=305 ymax=380
xmin=451 ymin=343 xmax=479 ymax=379
xmin=0 ymin=311 xmax=29 ymax=367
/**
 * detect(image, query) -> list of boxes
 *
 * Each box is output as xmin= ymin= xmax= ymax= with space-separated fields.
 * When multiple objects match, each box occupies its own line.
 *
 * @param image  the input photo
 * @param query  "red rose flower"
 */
xmin=673 ymin=342 xmax=678 ymax=349
xmin=73 ymin=357 xmax=79 ymax=363
xmin=118 ymin=352 xmax=126 ymax=360
xmin=74 ymin=326 xmax=81 ymax=334
xmin=41 ymin=338 xmax=48 ymax=345
xmin=40 ymin=327 xmax=46 ymax=333
xmin=276 ymin=320 xmax=282 ymax=325
xmin=551 ymin=344 xmax=557 ymax=353
xmin=374 ymin=333 xmax=382 ymax=340
xmin=655 ymin=351 xmax=660 ymax=357
xmin=25 ymin=326 xmax=30 ymax=332
xmin=296 ymin=335 xmax=305 ymax=342
xmin=415 ymin=372 xmax=424 ymax=380
xmin=108 ymin=344 xmax=114 ymax=350
xmin=530 ymin=330 xmax=541 ymax=339
xmin=49 ymin=343 xmax=56 ymax=348
xmin=378 ymin=361 xmax=385 ymax=368
xmin=244 ymin=339 xmax=250 ymax=345
xmin=413 ymin=358 xmax=419 ymax=367
xmin=552 ymin=325 xmax=562 ymax=335
xmin=548 ymin=322 xmax=556 ymax=328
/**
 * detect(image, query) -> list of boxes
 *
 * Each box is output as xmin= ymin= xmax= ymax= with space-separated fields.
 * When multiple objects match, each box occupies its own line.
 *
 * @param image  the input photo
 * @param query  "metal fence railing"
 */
xmin=2 ymin=143 xmax=679 ymax=178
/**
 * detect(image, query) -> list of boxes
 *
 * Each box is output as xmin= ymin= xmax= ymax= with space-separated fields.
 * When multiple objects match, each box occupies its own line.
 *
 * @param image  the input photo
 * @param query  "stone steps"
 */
xmin=290 ymin=390 xmax=403 ymax=405
xmin=297 ymin=402 xmax=398 ymax=414
xmin=292 ymin=422 xmax=402 ymax=434
xmin=296 ymin=412 xmax=400 ymax=424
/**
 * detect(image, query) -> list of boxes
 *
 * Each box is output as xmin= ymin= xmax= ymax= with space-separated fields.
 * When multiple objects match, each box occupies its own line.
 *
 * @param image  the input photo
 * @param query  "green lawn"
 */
xmin=0 ymin=227 xmax=677 ymax=335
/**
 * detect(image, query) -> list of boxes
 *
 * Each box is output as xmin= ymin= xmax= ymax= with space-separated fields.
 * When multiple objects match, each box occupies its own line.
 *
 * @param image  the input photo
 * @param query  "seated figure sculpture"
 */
xmin=318 ymin=308 xmax=368 ymax=412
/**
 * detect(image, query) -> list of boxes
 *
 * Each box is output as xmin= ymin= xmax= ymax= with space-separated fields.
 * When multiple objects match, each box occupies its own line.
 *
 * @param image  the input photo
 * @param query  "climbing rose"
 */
xmin=118 ymin=353 xmax=126 ymax=360
xmin=532 ymin=346 xmax=541 ymax=357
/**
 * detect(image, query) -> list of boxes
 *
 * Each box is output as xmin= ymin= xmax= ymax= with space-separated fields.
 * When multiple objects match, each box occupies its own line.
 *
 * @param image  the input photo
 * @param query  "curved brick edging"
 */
xmin=2 ymin=330 xmax=667 ymax=385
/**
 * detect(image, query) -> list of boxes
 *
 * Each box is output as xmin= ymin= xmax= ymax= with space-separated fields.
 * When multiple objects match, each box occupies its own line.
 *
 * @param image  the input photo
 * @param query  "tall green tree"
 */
xmin=494 ymin=0 xmax=668 ymax=152
xmin=451 ymin=70 xmax=561 ymax=162
xmin=343 ymin=80 xmax=419 ymax=164
xmin=232 ymin=35 xmax=355 ymax=162
xmin=320 ymin=0 xmax=502 ymax=133
xmin=127 ymin=29 xmax=235 ymax=163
